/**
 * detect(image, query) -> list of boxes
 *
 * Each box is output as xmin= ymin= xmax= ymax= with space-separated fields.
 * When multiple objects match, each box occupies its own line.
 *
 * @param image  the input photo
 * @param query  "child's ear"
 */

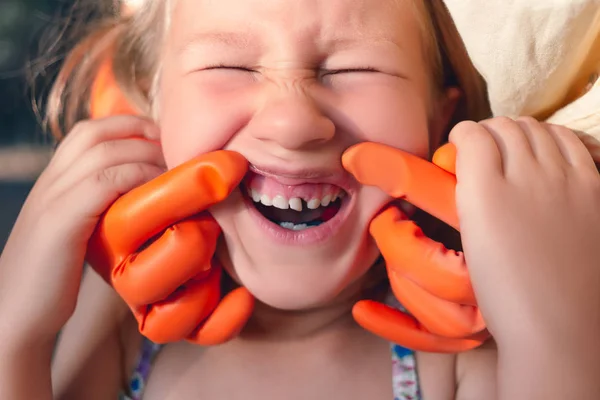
xmin=429 ymin=87 xmax=461 ymax=151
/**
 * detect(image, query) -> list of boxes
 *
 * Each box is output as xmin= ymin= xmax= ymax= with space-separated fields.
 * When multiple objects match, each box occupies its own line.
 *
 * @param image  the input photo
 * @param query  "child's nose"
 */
xmin=248 ymin=89 xmax=335 ymax=151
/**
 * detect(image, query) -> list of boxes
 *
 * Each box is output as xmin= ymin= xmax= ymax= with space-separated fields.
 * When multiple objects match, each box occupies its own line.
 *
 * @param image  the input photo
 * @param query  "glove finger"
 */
xmin=187 ymin=287 xmax=255 ymax=346
xmin=90 ymin=53 xmax=139 ymax=119
xmin=431 ymin=143 xmax=457 ymax=175
xmin=371 ymin=207 xmax=475 ymax=304
xmin=389 ymin=272 xmax=486 ymax=338
xmin=108 ymin=215 xmax=220 ymax=306
xmin=352 ymin=300 xmax=487 ymax=353
xmin=342 ymin=142 xmax=458 ymax=230
xmin=132 ymin=266 xmax=222 ymax=343
xmin=90 ymin=150 xmax=247 ymax=260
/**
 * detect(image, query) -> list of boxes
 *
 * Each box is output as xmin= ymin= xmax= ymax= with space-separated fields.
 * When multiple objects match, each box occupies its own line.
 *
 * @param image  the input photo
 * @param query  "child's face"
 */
xmin=157 ymin=0 xmax=447 ymax=310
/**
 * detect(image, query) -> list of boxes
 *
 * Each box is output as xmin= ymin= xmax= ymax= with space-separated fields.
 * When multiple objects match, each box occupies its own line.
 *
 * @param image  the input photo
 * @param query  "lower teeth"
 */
xmin=279 ymin=220 xmax=322 ymax=230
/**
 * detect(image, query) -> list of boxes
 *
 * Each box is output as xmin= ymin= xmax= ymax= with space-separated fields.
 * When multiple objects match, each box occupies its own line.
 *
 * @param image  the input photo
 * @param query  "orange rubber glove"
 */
xmin=342 ymin=142 xmax=490 ymax=353
xmin=89 ymin=53 xmax=139 ymax=118
xmin=85 ymin=52 xmax=254 ymax=345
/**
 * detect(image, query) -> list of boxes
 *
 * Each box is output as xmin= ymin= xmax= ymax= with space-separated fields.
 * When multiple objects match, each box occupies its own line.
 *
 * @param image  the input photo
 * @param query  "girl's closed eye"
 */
xmin=321 ymin=66 xmax=380 ymax=75
xmin=201 ymin=65 xmax=381 ymax=75
xmin=320 ymin=66 xmax=407 ymax=88
xmin=192 ymin=64 xmax=395 ymax=88
xmin=202 ymin=64 xmax=257 ymax=72
xmin=321 ymin=64 xmax=409 ymax=82
xmin=192 ymin=64 xmax=259 ymax=86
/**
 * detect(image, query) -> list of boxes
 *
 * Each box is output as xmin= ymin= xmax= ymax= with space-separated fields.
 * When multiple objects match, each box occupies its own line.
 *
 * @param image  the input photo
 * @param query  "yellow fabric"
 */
xmin=444 ymin=0 xmax=600 ymax=145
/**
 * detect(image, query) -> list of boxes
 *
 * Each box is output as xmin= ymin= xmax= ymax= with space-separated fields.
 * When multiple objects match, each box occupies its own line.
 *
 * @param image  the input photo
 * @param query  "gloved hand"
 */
xmin=86 ymin=52 xmax=254 ymax=345
xmin=86 ymin=151 xmax=254 ymax=345
xmin=342 ymin=142 xmax=490 ymax=353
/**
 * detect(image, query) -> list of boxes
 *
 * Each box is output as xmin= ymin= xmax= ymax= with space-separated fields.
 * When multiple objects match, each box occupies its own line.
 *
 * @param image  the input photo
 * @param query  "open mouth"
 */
xmin=241 ymin=172 xmax=349 ymax=231
xmin=246 ymin=188 xmax=346 ymax=230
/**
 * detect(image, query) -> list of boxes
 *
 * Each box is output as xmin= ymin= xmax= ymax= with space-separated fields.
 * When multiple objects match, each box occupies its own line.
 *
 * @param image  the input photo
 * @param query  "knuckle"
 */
xmin=110 ymin=115 xmax=157 ymax=136
xmin=516 ymin=116 xmax=539 ymax=127
xmin=99 ymin=165 xmax=133 ymax=189
xmin=451 ymin=120 xmax=491 ymax=143
xmin=554 ymin=125 xmax=579 ymax=143
xmin=131 ymin=163 xmax=152 ymax=181
xmin=96 ymin=163 xmax=151 ymax=190
xmin=69 ymin=120 xmax=94 ymax=136
xmin=97 ymin=139 xmax=119 ymax=157
xmin=545 ymin=121 xmax=567 ymax=134
xmin=450 ymin=120 xmax=479 ymax=139
xmin=485 ymin=116 xmax=515 ymax=130
xmin=96 ymin=166 xmax=118 ymax=187
xmin=453 ymin=120 xmax=479 ymax=131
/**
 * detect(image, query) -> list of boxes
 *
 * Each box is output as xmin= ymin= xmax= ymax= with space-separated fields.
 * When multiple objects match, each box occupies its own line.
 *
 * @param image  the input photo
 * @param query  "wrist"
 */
xmin=0 ymin=333 xmax=55 ymax=400
xmin=0 ymin=319 xmax=57 ymax=359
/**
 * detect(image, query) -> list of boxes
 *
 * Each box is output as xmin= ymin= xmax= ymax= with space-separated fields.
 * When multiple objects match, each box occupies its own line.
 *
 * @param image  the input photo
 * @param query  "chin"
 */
xmin=216 ymin=239 xmax=381 ymax=310
xmin=211 ymin=184 xmax=390 ymax=311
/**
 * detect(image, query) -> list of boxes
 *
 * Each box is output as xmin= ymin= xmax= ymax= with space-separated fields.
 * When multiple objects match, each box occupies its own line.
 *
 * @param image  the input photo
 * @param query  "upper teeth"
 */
xmin=248 ymin=188 xmax=344 ymax=212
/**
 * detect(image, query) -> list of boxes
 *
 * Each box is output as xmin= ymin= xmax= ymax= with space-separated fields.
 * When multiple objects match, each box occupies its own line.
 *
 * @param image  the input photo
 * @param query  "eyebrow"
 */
xmin=176 ymin=31 xmax=255 ymax=54
xmin=326 ymin=36 xmax=397 ymax=51
xmin=175 ymin=30 xmax=399 ymax=56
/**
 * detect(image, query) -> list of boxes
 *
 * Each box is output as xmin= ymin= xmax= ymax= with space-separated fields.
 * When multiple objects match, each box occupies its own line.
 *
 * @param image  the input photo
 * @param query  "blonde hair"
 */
xmin=42 ymin=0 xmax=491 ymax=141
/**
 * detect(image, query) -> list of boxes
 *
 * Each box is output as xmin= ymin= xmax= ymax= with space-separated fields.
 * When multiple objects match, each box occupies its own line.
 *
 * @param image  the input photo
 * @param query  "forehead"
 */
xmin=169 ymin=0 xmax=422 ymax=51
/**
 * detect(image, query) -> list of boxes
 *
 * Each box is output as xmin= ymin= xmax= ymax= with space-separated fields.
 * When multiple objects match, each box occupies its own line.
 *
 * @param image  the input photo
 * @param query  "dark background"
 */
xmin=1 ymin=0 xmax=68 ymax=249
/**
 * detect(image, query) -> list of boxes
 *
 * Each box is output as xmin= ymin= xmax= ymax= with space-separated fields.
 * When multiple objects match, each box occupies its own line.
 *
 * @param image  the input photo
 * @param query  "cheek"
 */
xmin=157 ymin=74 xmax=255 ymax=169
xmin=340 ymin=82 xmax=431 ymax=157
xmin=157 ymin=71 xmax=431 ymax=168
